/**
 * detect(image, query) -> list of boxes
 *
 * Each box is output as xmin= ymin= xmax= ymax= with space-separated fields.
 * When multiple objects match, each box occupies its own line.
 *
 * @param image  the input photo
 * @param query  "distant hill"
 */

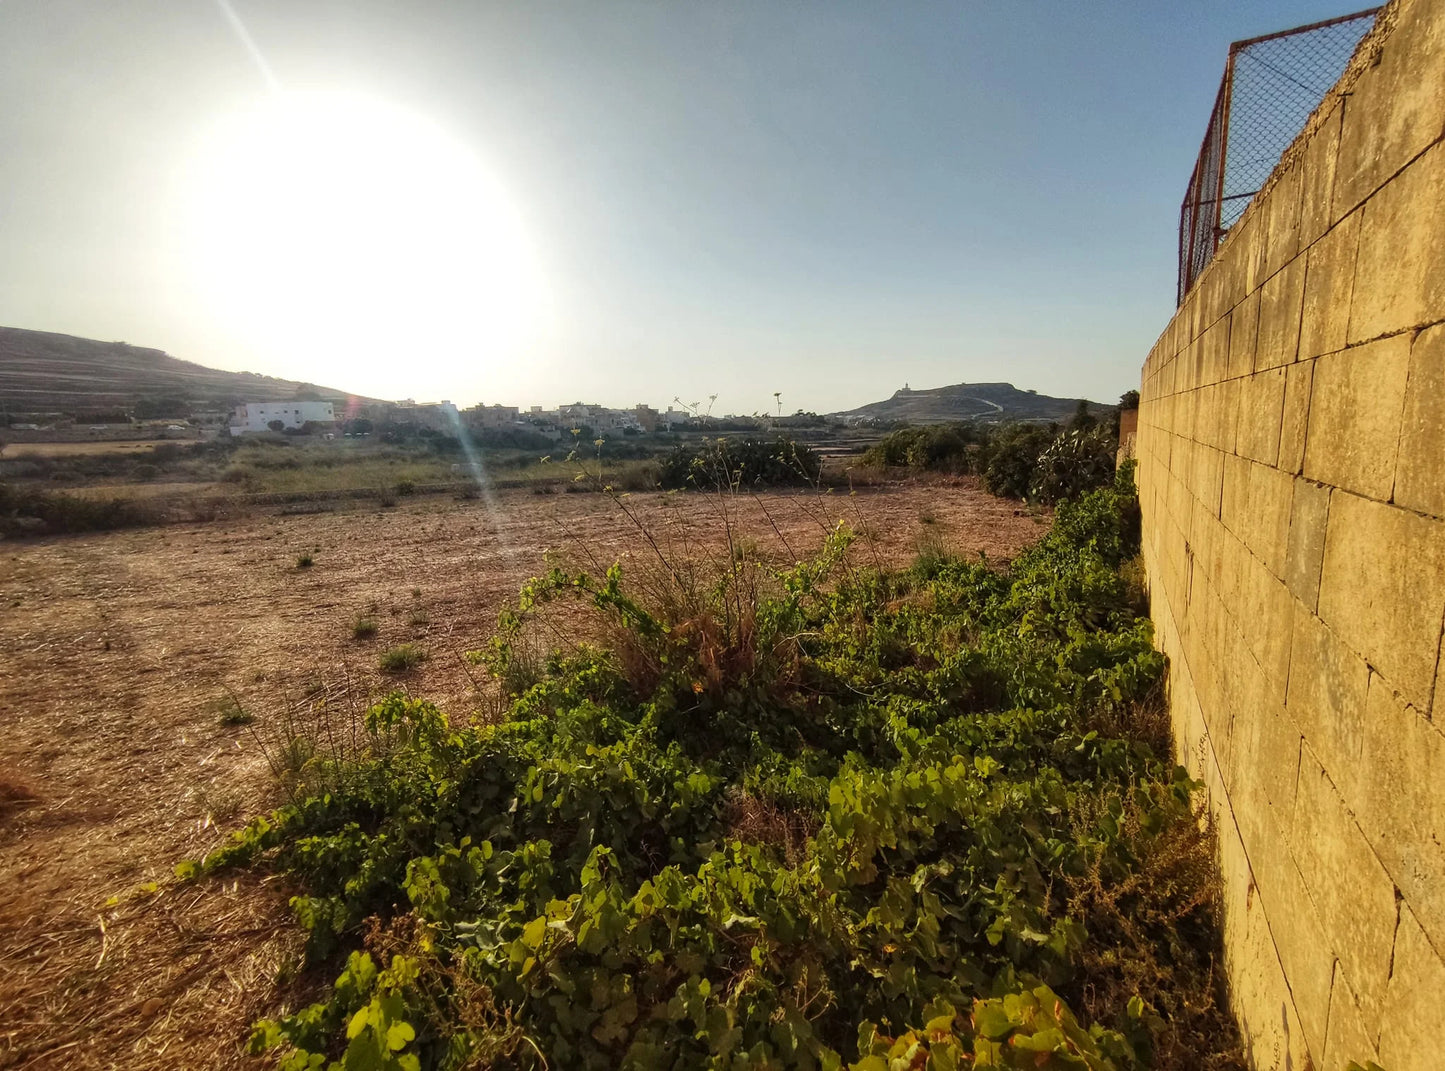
xmin=0 ymin=326 xmax=370 ymax=414
xmin=835 ymin=382 xmax=1109 ymax=424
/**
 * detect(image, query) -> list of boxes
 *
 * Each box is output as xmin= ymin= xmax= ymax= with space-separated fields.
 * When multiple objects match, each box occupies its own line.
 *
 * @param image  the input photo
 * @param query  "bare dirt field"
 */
xmin=1 ymin=441 xmax=174 ymax=458
xmin=0 ymin=479 xmax=1046 ymax=1070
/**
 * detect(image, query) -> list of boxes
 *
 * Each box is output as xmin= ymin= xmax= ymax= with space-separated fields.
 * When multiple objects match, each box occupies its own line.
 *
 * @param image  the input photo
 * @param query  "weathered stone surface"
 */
xmin=1217 ymin=377 xmax=1242 ymax=455
xmin=1290 ymin=751 xmax=1397 ymax=1022
xmin=1378 ymin=905 xmax=1445 ymax=1071
xmin=1333 ymin=0 xmax=1445 ymax=219
xmin=1283 ymin=479 xmax=1330 ymax=612
xmin=1239 ymin=554 xmax=1293 ymax=706
xmin=1353 ymin=675 xmax=1445 ymax=953
xmin=1284 ymin=604 xmax=1370 ymax=781
xmin=1348 ymin=141 xmax=1445 ymax=342
xmin=1221 ymin=456 xmax=1293 ymax=579
xmin=1234 ymin=367 xmax=1285 ymax=466
xmin=1321 ymin=965 xmax=1378 ymax=1071
xmin=1302 ymin=334 xmax=1410 ymax=502
xmin=1252 ymin=814 xmax=1334 ymax=1059
xmin=1137 ymin=4 xmax=1445 ymax=1053
xmin=1395 ymin=323 xmax=1445 ymax=519
xmin=1277 ymin=359 xmax=1313 ymax=476
xmin=1318 ymin=491 xmax=1445 ymax=712
xmin=1229 ymin=875 xmax=1313 ymax=1071
xmin=1298 ymin=100 xmax=1342 ymax=248
xmin=1298 ymin=211 xmax=1359 ymax=361
xmin=1262 ymin=158 xmax=1304 ymax=281
xmin=1200 ymin=316 xmax=1232 ymax=392
xmin=1255 ymin=257 xmax=1305 ymax=371
xmin=1228 ymin=288 xmax=1260 ymax=379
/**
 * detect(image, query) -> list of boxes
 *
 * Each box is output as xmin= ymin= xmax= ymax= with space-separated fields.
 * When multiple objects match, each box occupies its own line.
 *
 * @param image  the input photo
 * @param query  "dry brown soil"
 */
xmin=0 ymin=480 xmax=1045 ymax=1070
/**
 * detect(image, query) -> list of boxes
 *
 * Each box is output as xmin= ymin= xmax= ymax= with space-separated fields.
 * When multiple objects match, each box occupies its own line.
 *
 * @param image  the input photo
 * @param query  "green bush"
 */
xmin=658 ymin=436 xmax=820 ymax=490
xmin=1030 ymin=426 xmax=1118 ymax=505
xmin=860 ymin=421 xmax=1115 ymax=505
xmin=980 ymin=423 xmax=1057 ymax=499
xmin=188 ymin=469 xmax=1242 ymax=1071
xmin=860 ymin=424 xmax=979 ymax=471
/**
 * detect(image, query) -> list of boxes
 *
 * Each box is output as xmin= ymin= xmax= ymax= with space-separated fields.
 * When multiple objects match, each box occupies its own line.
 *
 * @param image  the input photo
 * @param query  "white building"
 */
xmin=232 ymin=401 xmax=336 ymax=433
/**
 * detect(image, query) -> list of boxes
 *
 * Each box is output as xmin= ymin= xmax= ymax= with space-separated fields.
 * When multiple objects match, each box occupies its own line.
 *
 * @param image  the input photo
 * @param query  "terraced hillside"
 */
xmin=0 ymin=326 xmax=365 ymax=412
xmin=837 ymin=381 xmax=1108 ymax=423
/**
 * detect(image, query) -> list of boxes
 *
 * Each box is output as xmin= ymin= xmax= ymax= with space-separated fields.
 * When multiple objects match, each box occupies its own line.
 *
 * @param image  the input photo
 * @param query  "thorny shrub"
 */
xmin=184 ymin=462 xmax=1248 ymax=1070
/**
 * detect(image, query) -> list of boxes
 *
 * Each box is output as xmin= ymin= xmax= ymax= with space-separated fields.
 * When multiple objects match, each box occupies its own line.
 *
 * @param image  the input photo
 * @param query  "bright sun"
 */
xmin=179 ymin=91 xmax=545 ymax=400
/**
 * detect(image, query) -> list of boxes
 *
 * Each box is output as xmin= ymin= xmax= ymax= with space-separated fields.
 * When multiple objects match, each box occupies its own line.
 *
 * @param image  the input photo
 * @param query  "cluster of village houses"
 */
xmin=228 ymin=399 xmax=701 ymax=438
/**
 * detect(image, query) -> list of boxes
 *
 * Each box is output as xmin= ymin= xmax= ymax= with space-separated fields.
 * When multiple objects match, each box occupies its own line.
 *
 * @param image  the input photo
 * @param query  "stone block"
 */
xmin=1215 ymin=802 xmax=1253 ymax=950
xmin=1333 ymin=0 xmax=1445 ymax=220
xmin=1230 ymin=894 xmax=1314 ymax=1071
xmin=1218 ymin=377 xmax=1242 ymax=454
xmin=1213 ymin=525 xmax=1248 ymax=624
xmin=1348 ymin=141 xmax=1445 ymax=342
xmin=1276 ymin=360 xmax=1313 ymax=476
xmin=1179 ymin=341 xmax=1201 ymax=394
xmin=1194 ymin=383 xmax=1222 ymax=451
xmin=1255 ymin=257 xmax=1305 ymax=372
xmin=1321 ymin=965 xmax=1378 ymax=1071
xmin=1301 ymin=334 xmax=1410 ymax=502
xmin=1228 ymin=288 xmax=1260 ymax=381
xmin=1242 ymin=456 xmax=1300 ymax=575
xmin=1378 ymin=904 xmax=1445 ymax=1071
xmin=1234 ymin=204 xmax=1271 ymax=298
xmin=1318 ymin=491 xmax=1445 ymax=711
xmin=1298 ymin=211 xmax=1359 ymax=361
xmin=1262 ymin=157 xmax=1304 ymax=281
xmin=1437 ymin=641 xmax=1444 ymax=721
xmin=1284 ymin=479 xmax=1330 ymax=612
xmin=1234 ymin=368 xmax=1286 ymax=466
xmin=1290 ymin=750 xmax=1398 ymax=1022
xmin=1298 ymin=100 xmax=1342 ymax=248
xmin=1230 ymin=693 xmax=1301 ymax=836
xmin=1285 ymin=604 xmax=1370 ymax=781
xmin=1353 ymin=675 xmax=1445 ymax=953
xmin=1238 ymin=554 xmax=1293 ymax=704
xmin=1395 ymin=323 xmax=1445 ymax=518
xmin=1252 ymin=811 xmax=1335 ymax=1058
xmin=1200 ymin=316 xmax=1231 ymax=390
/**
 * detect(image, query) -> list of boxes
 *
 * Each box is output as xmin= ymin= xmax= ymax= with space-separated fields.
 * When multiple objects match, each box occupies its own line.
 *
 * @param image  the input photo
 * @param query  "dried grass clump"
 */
xmin=722 ymin=789 xmax=819 ymax=866
xmin=1064 ymin=795 xmax=1246 ymax=1071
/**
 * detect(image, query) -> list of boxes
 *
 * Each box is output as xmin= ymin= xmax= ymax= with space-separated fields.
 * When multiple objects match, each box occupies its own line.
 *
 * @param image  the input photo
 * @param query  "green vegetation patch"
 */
xmin=186 ymin=464 xmax=1242 ymax=1071
xmin=378 ymin=643 xmax=427 ymax=674
xmin=860 ymin=400 xmax=1126 ymax=504
xmin=659 ymin=436 xmax=821 ymax=490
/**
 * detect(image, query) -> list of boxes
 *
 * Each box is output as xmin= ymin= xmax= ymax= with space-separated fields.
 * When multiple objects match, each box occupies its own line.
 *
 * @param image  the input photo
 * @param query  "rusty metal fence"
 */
xmin=1177 ymin=8 xmax=1380 ymax=304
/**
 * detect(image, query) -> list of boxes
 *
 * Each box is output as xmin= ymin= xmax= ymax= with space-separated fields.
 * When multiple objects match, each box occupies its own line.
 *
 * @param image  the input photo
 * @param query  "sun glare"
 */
xmin=178 ymin=91 xmax=545 ymax=399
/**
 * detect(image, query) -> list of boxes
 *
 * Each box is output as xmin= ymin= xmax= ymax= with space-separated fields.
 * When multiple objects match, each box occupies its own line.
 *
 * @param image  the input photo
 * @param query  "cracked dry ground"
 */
xmin=0 ymin=480 xmax=1046 ymax=1070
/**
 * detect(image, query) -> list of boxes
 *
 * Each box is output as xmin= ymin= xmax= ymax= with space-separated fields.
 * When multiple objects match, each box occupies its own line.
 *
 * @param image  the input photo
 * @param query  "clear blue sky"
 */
xmin=0 ymin=2 xmax=1368 ymax=412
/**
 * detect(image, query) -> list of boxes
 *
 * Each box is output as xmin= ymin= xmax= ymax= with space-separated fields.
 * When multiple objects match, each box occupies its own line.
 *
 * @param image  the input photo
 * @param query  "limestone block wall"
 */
xmin=1135 ymin=2 xmax=1445 ymax=1068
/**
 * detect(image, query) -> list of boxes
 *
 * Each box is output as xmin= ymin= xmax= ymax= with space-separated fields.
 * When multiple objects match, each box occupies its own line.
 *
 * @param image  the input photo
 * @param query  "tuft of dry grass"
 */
xmin=721 ymin=789 xmax=819 ymax=867
xmin=1062 ymin=791 xmax=1246 ymax=1071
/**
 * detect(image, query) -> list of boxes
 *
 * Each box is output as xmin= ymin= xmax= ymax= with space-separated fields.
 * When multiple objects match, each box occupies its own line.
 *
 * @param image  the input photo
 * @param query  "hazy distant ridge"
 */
xmin=835 ymin=381 xmax=1106 ymax=423
xmin=0 ymin=326 xmax=367 ymax=411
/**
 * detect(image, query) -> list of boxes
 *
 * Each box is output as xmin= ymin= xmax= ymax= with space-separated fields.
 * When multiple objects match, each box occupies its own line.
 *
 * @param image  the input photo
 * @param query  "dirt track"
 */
xmin=0 ymin=480 xmax=1045 ymax=1070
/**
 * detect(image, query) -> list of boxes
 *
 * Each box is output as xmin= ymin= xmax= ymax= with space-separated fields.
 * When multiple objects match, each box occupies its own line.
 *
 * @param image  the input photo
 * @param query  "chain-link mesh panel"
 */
xmin=1178 ymin=8 xmax=1379 ymax=305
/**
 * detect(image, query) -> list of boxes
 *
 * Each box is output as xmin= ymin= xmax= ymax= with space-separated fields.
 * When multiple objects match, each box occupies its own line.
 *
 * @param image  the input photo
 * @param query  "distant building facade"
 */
xmin=232 ymin=401 xmax=335 ymax=432
xmin=464 ymin=403 xmax=521 ymax=430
